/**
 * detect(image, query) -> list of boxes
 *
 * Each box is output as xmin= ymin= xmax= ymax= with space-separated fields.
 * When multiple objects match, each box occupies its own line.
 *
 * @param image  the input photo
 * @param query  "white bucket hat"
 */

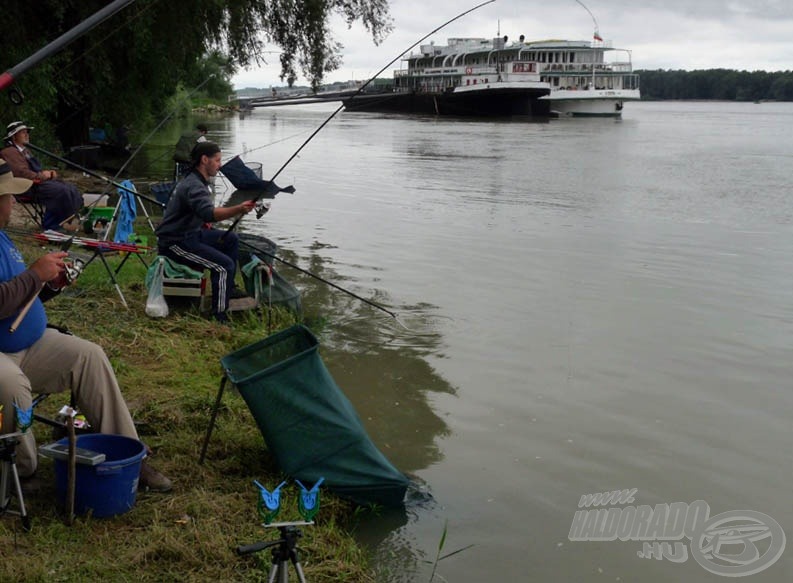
xmin=5 ymin=120 xmax=34 ymax=141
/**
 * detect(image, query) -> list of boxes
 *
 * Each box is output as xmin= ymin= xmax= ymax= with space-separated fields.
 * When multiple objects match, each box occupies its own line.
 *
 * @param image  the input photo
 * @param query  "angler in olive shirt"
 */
xmin=0 ymin=163 xmax=171 ymax=491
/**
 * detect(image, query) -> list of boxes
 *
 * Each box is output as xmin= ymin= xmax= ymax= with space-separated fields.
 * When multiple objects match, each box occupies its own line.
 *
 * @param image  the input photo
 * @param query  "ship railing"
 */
xmin=541 ymin=62 xmax=633 ymax=74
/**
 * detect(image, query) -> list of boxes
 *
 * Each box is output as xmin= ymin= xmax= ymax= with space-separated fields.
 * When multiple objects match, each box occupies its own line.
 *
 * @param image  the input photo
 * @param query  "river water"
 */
xmin=152 ymin=101 xmax=792 ymax=581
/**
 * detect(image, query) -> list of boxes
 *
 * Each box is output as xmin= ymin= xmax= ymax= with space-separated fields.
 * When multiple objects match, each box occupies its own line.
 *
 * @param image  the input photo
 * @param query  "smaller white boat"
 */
xmin=531 ymin=38 xmax=641 ymax=117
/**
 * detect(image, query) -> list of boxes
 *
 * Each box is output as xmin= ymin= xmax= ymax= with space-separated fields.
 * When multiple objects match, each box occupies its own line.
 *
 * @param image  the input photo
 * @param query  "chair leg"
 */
xmin=198 ymin=375 xmax=228 ymax=465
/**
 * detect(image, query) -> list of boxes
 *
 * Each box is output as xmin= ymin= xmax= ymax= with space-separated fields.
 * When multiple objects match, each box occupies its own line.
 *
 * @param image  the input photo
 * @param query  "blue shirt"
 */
xmin=0 ymin=232 xmax=47 ymax=352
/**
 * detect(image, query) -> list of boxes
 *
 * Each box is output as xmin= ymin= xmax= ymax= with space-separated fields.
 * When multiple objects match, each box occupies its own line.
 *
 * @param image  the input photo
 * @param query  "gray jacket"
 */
xmin=155 ymin=171 xmax=216 ymax=246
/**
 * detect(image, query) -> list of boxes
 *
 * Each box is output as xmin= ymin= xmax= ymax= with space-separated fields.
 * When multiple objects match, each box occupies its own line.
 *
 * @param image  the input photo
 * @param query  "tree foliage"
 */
xmin=637 ymin=69 xmax=793 ymax=101
xmin=1 ymin=0 xmax=392 ymax=148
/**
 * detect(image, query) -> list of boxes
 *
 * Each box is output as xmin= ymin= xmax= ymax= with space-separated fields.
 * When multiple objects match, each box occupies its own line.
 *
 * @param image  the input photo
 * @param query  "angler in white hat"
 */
xmin=0 ymin=121 xmax=83 ymax=231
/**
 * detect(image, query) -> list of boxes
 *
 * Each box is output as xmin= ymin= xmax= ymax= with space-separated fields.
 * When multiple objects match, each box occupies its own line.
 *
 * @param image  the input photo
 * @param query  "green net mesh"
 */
xmin=222 ymin=325 xmax=409 ymax=507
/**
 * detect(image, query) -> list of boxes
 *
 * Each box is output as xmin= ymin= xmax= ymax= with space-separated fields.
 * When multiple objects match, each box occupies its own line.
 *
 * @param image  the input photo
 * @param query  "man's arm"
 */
xmin=213 ymin=200 xmax=256 ymax=221
xmin=0 ymin=251 xmax=68 ymax=318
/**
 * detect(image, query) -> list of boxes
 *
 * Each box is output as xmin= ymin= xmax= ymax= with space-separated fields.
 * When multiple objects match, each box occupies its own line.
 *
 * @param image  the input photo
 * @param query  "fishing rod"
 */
xmin=239 ymin=238 xmax=409 ymax=327
xmin=101 ymin=75 xmax=216 ymax=196
xmin=28 ymin=75 xmax=216 ymax=225
xmin=0 ymin=0 xmax=136 ymax=95
xmin=224 ymin=0 xmax=497 ymax=234
xmin=9 ymin=235 xmax=75 ymax=333
xmin=25 ymin=143 xmax=164 ymax=209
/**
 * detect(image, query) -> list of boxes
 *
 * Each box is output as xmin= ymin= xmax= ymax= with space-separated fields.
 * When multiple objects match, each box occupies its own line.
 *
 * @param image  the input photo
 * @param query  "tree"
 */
xmin=635 ymin=68 xmax=793 ymax=102
xmin=1 ymin=0 xmax=392 ymax=148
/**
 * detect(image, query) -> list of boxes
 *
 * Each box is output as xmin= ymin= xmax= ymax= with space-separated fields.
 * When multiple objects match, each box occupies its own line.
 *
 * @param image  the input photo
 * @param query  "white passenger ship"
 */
xmin=343 ymin=34 xmax=640 ymax=118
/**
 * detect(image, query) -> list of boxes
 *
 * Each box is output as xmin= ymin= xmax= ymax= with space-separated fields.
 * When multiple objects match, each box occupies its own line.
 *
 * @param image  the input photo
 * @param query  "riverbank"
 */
xmin=0 ymin=207 xmax=376 ymax=581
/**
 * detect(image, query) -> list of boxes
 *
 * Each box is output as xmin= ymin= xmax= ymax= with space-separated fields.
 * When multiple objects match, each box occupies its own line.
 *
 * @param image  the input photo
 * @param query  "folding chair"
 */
xmin=13 ymin=193 xmax=45 ymax=229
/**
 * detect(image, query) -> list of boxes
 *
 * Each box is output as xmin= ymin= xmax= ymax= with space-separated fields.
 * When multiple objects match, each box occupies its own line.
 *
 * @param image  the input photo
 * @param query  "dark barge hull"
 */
xmin=343 ymin=87 xmax=551 ymax=117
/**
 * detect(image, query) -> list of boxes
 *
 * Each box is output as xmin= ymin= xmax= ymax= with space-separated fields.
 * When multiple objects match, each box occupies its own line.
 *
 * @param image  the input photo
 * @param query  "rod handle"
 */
xmin=9 ymin=293 xmax=38 ymax=333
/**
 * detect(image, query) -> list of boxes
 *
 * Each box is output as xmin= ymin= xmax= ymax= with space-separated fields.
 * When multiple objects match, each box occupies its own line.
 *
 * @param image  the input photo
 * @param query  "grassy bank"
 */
xmin=0 ymin=211 xmax=375 ymax=582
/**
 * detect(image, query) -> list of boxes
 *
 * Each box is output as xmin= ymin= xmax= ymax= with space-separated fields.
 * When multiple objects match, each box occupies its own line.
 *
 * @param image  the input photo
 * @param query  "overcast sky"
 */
xmin=231 ymin=0 xmax=793 ymax=88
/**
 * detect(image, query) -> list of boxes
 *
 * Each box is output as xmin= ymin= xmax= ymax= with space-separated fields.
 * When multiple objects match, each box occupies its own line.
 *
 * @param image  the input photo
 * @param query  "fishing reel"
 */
xmin=64 ymin=253 xmax=88 ymax=284
xmin=46 ymin=253 xmax=89 ymax=291
xmin=255 ymin=201 xmax=271 ymax=219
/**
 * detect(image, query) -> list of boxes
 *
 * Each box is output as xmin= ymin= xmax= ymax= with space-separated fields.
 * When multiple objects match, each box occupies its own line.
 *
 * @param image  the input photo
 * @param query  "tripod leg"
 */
xmin=268 ymin=559 xmax=290 ymax=583
xmin=292 ymin=558 xmax=307 ymax=583
xmin=9 ymin=461 xmax=31 ymax=531
xmin=0 ymin=460 xmax=9 ymax=510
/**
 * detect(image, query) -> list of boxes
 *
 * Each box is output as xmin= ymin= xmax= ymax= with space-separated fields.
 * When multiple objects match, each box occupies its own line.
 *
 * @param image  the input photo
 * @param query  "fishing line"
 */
xmin=45 ymin=0 xmax=165 ymax=135
xmin=238 ymin=129 xmax=313 ymax=158
xmin=223 ymin=0 xmax=497 ymax=235
xmin=238 ymin=238 xmax=416 ymax=331
xmin=96 ymin=75 xmax=217 ymax=199
xmin=60 ymin=0 xmax=163 ymax=73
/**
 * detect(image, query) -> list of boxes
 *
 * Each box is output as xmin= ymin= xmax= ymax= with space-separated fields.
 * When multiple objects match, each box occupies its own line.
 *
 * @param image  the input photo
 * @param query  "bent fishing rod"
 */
xmin=224 ymin=0 xmax=497 ymax=235
xmin=0 ymin=0 xmax=136 ymax=95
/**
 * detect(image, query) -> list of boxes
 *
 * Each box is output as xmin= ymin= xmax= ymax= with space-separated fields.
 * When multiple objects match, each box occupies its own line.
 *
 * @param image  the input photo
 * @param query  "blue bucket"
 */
xmin=53 ymin=434 xmax=147 ymax=518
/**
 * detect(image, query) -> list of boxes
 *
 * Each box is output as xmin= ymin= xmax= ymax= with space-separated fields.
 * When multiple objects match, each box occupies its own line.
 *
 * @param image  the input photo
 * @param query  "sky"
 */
xmin=231 ymin=0 xmax=793 ymax=89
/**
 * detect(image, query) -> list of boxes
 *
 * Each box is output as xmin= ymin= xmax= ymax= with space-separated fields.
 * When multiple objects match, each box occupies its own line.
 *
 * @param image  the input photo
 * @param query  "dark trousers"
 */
xmin=32 ymin=181 xmax=83 ymax=230
xmin=159 ymin=229 xmax=240 ymax=320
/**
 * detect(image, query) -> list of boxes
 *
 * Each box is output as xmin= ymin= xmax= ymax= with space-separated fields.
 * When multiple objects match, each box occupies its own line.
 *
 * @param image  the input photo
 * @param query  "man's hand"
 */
xmin=213 ymin=200 xmax=258 ymax=222
xmin=30 ymin=251 xmax=68 ymax=283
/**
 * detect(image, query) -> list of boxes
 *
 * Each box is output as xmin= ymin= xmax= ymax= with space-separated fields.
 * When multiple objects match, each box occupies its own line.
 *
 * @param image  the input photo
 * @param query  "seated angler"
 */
xmin=0 ymin=163 xmax=171 ymax=491
xmin=156 ymin=141 xmax=257 ymax=322
xmin=0 ymin=121 xmax=83 ymax=231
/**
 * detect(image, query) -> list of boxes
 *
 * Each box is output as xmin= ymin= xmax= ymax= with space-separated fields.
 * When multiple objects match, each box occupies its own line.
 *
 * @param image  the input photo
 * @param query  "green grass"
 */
xmin=0 ymin=223 xmax=375 ymax=582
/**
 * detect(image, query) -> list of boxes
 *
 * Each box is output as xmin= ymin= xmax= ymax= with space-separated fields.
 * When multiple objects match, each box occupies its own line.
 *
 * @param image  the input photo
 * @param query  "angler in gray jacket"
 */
xmin=156 ymin=142 xmax=255 ymax=322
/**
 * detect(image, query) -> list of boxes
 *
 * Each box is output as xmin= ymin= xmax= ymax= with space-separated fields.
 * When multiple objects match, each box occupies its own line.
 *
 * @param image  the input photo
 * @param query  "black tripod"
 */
xmin=0 ymin=432 xmax=31 ymax=532
xmin=237 ymin=521 xmax=313 ymax=583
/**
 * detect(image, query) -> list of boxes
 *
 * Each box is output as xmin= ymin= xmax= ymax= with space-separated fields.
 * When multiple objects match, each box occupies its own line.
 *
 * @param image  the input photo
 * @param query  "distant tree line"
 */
xmin=636 ymin=69 xmax=793 ymax=101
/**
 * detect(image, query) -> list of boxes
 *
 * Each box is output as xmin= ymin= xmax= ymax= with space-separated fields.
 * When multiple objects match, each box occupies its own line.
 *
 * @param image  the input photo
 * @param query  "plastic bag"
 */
xmin=145 ymin=258 xmax=169 ymax=318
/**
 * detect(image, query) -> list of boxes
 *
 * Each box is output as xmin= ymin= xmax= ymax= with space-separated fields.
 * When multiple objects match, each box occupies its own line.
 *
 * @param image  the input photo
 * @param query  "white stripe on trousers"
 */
xmin=170 ymin=245 xmax=229 ymax=312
